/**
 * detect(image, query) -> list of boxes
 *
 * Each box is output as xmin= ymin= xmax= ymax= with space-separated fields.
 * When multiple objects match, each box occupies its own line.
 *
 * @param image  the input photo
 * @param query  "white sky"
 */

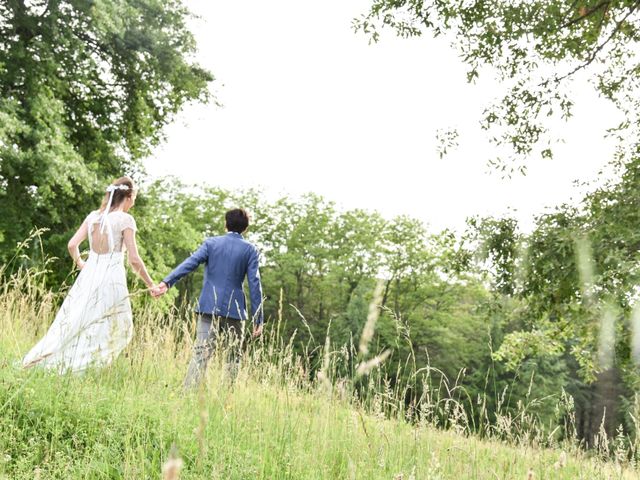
xmin=146 ymin=0 xmax=622 ymax=233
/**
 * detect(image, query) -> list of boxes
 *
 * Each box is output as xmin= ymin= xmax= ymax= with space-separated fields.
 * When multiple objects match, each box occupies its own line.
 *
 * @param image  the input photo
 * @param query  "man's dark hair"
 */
xmin=225 ymin=208 xmax=250 ymax=233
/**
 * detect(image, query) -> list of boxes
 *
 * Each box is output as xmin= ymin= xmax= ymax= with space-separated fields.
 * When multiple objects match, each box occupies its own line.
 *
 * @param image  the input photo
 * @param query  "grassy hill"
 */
xmin=0 ymin=273 xmax=637 ymax=479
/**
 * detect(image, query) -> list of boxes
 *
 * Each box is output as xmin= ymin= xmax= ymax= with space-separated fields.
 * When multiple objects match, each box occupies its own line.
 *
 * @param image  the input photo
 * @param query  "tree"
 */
xmin=355 ymin=0 xmax=640 ymax=173
xmin=0 ymin=0 xmax=212 ymax=273
xmin=467 ymin=161 xmax=640 ymax=442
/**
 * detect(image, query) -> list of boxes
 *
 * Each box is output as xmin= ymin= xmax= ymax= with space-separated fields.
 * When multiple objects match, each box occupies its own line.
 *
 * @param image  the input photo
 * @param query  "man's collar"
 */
xmin=226 ymin=231 xmax=244 ymax=238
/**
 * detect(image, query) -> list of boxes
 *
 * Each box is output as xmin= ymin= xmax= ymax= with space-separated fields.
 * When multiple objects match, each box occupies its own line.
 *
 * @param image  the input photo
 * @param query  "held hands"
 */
xmin=149 ymin=281 xmax=168 ymax=298
xmin=252 ymin=323 xmax=263 ymax=339
xmin=147 ymin=281 xmax=262 ymax=338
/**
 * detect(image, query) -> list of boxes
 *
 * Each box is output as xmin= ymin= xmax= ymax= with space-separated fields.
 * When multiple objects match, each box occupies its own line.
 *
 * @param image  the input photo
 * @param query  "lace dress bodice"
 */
xmin=85 ymin=210 xmax=137 ymax=254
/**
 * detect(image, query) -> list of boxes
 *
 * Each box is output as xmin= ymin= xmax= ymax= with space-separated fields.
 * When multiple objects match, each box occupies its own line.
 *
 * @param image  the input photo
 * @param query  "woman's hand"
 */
xmin=150 ymin=282 xmax=168 ymax=298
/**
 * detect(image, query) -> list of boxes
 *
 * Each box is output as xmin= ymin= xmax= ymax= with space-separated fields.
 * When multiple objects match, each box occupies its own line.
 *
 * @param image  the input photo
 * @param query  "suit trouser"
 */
xmin=184 ymin=313 xmax=244 ymax=389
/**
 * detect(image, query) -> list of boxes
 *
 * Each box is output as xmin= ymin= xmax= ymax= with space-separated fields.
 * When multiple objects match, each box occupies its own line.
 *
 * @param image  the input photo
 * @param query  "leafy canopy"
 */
xmin=0 ymin=0 xmax=212 ymax=267
xmin=355 ymin=0 xmax=640 ymax=173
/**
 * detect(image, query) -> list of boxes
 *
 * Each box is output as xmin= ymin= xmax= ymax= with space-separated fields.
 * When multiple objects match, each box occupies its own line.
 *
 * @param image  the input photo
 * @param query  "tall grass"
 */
xmin=0 ymin=257 xmax=638 ymax=478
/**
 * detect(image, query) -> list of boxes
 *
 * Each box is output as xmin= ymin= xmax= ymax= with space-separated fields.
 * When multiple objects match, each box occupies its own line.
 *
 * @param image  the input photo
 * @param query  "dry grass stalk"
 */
xmin=161 ymin=444 xmax=183 ymax=480
xmin=554 ymin=451 xmax=567 ymax=469
xmin=358 ymin=279 xmax=385 ymax=357
xmin=356 ymin=350 xmax=391 ymax=377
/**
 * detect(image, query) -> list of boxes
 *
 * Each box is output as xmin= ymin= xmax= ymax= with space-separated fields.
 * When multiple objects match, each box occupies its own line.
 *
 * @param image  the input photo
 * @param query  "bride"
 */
xmin=22 ymin=176 xmax=155 ymax=372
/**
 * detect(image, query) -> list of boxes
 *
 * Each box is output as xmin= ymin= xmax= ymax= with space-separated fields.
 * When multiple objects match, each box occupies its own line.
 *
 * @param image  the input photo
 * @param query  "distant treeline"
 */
xmin=5 ymin=164 xmax=640 ymax=448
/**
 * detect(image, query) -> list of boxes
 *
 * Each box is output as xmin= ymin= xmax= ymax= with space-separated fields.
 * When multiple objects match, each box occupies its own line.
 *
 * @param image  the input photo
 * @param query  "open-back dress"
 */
xmin=22 ymin=210 xmax=136 ymax=372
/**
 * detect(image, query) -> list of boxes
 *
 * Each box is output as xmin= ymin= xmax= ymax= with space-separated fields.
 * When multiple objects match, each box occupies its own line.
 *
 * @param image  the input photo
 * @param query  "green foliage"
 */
xmin=0 ymin=0 xmax=212 ymax=275
xmin=493 ymin=325 xmax=565 ymax=371
xmin=355 ymin=0 xmax=640 ymax=173
xmin=468 ymin=216 xmax=521 ymax=295
xmin=459 ymin=156 xmax=640 ymax=442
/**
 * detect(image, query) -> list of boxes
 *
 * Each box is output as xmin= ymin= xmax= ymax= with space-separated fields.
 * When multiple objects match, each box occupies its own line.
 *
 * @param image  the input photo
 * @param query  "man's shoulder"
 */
xmin=239 ymin=237 xmax=258 ymax=250
xmin=218 ymin=233 xmax=256 ymax=246
xmin=194 ymin=236 xmax=216 ymax=251
xmin=207 ymin=234 xmax=249 ymax=246
xmin=230 ymin=235 xmax=259 ymax=255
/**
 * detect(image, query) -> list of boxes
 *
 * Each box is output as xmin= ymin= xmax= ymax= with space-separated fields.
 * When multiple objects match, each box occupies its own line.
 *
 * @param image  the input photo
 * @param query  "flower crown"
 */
xmin=106 ymin=184 xmax=130 ymax=193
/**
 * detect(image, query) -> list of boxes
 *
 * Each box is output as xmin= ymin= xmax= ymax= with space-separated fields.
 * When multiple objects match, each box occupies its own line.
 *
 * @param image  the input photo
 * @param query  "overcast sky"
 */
xmin=145 ymin=0 xmax=622 ymax=233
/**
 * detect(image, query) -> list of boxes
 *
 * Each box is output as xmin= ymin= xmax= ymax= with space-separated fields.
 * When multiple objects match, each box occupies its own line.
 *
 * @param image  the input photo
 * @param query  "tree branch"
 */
xmin=561 ymin=0 xmax=611 ymax=29
xmin=554 ymin=0 xmax=640 ymax=84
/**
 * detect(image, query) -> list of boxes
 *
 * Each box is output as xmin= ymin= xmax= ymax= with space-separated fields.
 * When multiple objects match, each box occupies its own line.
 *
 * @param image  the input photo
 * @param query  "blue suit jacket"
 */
xmin=162 ymin=232 xmax=264 ymax=324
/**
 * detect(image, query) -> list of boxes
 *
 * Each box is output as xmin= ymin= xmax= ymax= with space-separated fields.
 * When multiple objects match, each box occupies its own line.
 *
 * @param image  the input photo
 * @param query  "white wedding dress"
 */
xmin=22 ymin=211 xmax=137 ymax=373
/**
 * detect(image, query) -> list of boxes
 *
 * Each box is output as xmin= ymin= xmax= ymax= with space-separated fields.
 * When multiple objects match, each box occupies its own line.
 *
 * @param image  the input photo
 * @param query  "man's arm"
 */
xmin=162 ymin=240 xmax=209 ymax=289
xmin=247 ymin=246 xmax=264 ymax=328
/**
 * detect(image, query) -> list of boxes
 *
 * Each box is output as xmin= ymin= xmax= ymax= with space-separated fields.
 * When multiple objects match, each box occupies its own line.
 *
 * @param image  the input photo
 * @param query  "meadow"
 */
xmin=0 ymin=266 xmax=638 ymax=480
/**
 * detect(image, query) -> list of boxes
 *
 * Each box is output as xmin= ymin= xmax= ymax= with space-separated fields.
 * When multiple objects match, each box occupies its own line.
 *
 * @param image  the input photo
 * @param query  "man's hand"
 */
xmin=150 ymin=281 xmax=168 ymax=298
xmin=252 ymin=323 xmax=263 ymax=338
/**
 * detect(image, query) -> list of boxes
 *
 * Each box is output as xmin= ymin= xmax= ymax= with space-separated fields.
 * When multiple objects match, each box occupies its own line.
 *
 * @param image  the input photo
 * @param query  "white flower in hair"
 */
xmin=106 ymin=184 xmax=130 ymax=193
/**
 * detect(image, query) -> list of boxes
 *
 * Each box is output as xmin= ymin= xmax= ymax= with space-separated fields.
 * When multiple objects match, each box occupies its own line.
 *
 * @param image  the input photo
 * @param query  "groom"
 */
xmin=152 ymin=208 xmax=264 ymax=387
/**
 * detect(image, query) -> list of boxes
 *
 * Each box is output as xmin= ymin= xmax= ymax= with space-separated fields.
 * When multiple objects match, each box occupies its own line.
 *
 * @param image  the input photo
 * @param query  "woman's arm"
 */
xmin=67 ymin=221 xmax=89 ymax=269
xmin=123 ymin=229 xmax=154 ymax=289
